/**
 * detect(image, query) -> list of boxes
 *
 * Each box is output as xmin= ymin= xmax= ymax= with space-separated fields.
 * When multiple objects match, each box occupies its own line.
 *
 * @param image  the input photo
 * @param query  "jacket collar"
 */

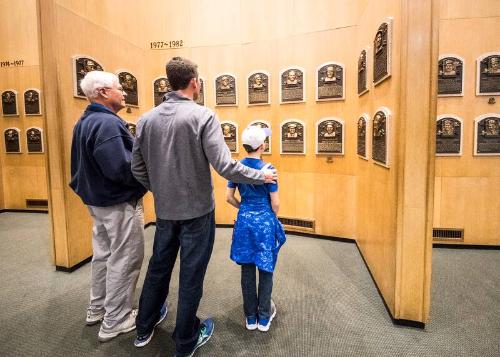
xmin=163 ymin=91 xmax=192 ymax=103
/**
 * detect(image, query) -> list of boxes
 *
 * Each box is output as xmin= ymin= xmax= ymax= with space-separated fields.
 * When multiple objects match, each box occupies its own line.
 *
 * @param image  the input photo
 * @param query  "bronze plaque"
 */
xmin=436 ymin=117 xmax=461 ymax=155
xmin=215 ymin=75 xmax=237 ymax=106
xmin=357 ymin=116 xmax=368 ymax=157
xmin=372 ymin=111 xmax=388 ymax=165
xmin=27 ymin=128 xmax=43 ymax=153
xmin=317 ymin=64 xmax=344 ymax=101
xmin=24 ymin=89 xmax=41 ymax=115
xmin=248 ymin=72 xmax=270 ymax=105
xmin=438 ymin=57 xmax=463 ymax=96
xmin=4 ymin=128 xmax=20 ymax=153
xmin=250 ymin=121 xmax=271 ymax=154
xmin=126 ymin=122 xmax=137 ymax=137
xmin=478 ymin=55 xmax=500 ymax=95
xmin=358 ymin=50 xmax=368 ymax=95
xmin=2 ymin=91 xmax=18 ymax=116
xmin=153 ymin=77 xmax=171 ymax=106
xmin=281 ymin=121 xmax=305 ymax=154
xmin=74 ymin=57 xmax=103 ymax=98
xmin=317 ymin=119 xmax=343 ymax=154
xmin=373 ymin=22 xmax=391 ymax=85
xmin=476 ymin=116 xmax=500 ymax=155
xmin=118 ymin=72 xmax=138 ymax=107
xmin=221 ymin=122 xmax=238 ymax=153
xmin=280 ymin=68 xmax=304 ymax=103
xmin=195 ymin=77 xmax=205 ymax=106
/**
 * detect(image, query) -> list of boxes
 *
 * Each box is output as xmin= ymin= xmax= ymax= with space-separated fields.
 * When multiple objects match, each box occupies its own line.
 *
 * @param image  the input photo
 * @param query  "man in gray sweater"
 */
xmin=131 ymin=57 xmax=277 ymax=356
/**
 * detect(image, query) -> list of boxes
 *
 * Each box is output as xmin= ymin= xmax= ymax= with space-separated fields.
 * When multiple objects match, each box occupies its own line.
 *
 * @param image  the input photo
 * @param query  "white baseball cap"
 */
xmin=241 ymin=125 xmax=272 ymax=149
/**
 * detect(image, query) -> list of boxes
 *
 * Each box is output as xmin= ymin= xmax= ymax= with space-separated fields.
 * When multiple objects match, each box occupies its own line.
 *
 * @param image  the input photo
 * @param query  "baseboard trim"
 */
xmin=433 ymin=243 xmax=500 ymax=250
xmin=354 ymin=243 xmax=425 ymax=329
xmin=55 ymin=256 xmax=92 ymax=273
xmin=0 ymin=209 xmax=48 ymax=214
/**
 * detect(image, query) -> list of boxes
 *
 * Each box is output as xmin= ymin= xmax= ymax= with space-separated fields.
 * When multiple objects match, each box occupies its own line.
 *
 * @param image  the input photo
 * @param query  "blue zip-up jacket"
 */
xmin=69 ymin=103 xmax=147 ymax=207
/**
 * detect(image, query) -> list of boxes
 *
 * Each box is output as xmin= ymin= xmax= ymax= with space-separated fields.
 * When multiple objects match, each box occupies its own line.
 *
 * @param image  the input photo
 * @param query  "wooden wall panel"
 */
xmin=435 ymin=11 xmax=500 ymax=245
xmin=0 ymin=0 xmax=47 ymax=210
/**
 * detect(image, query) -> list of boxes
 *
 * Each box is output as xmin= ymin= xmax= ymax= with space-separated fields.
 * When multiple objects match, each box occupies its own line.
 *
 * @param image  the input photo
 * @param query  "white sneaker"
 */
xmin=258 ymin=300 xmax=276 ymax=332
xmin=98 ymin=309 xmax=138 ymax=342
xmin=86 ymin=308 xmax=105 ymax=326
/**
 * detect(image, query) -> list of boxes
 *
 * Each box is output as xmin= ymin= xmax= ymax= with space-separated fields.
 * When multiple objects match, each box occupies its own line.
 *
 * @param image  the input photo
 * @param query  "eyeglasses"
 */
xmin=99 ymin=86 xmax=125 ymax=94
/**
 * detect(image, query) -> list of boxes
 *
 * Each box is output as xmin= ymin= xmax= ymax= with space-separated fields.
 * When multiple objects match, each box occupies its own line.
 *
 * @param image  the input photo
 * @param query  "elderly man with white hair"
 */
xmin=69 ymin=71 xmax=158 ymax=342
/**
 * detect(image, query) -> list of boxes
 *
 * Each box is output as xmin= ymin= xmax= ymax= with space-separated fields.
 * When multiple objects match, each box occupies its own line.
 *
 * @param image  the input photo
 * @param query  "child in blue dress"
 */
xmin=226 ymin=125 xmax=286 ymax=332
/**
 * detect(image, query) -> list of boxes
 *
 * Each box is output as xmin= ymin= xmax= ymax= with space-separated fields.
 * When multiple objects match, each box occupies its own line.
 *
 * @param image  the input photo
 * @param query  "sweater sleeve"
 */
xmin=131 ymin=119 xmax=151 ymax=190
xmin=201 ymin=113 xmax=265 ymax=184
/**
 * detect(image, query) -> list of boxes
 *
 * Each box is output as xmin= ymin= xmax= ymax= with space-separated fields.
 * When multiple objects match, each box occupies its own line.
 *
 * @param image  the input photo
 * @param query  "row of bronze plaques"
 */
xmin=1 ymin=89 xmax=42 ymax=116
xmin=3 ymin=128 xmax=43 ymax=153
xmin=73 ymin=57 xmax=345 ymax=106
xmin=438 ymin=53 xmax=500 ymax=96
xmin=220 ymin=112 xmax=500 ymax=162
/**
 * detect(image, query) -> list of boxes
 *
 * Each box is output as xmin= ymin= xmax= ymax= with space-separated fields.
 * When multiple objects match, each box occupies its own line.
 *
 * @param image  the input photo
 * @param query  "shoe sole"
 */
xmin=258 ymin=307 xmax=277 ymax=332
xmin=86 ymin=317 xmax=104 ymax=326
xmin=134 ymin=308 xmax=168 ymax=348
xmin=98 ymin=325 xmax=136 ymax=342
xmin=246 ymin=323 xmax=257 ymax=331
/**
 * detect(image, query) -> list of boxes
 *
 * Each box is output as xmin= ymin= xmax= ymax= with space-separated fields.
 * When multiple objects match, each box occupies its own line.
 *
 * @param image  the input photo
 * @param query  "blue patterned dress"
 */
xmin=228 ymin=158 xmax=286 ymax=273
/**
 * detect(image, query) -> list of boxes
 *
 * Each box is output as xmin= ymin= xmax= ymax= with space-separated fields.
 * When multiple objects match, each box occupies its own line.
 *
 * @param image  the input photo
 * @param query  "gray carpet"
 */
xmin=0 ymin=212 xmax=498 ymax=356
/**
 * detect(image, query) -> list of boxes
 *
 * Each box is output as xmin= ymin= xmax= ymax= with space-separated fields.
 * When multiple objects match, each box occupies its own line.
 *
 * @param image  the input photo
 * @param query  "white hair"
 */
xmin=80 ymin=71 xmax=119 ymax=100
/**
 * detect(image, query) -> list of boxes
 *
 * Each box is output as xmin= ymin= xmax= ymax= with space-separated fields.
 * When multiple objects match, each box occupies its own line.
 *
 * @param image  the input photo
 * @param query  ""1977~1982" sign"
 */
xmin=150 ymin=41 xmax=184 ymax=50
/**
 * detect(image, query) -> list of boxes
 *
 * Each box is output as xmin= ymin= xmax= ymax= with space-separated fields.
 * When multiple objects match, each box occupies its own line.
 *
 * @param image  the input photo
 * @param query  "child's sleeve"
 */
xmin=265 ymin=163 xmax=278 ymax=192
xmin=227 ymin=180 xmax=237 ymax=189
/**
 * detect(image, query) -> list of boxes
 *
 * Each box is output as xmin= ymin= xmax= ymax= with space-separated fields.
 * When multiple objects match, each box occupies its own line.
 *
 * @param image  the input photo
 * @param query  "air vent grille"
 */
xmin=278 ymin=216 xmax=315 ymax=232
xmin=26 ymin=199 xmax=48 ymax=209
xmin=433 ymin=228 xmax=464 ymax=240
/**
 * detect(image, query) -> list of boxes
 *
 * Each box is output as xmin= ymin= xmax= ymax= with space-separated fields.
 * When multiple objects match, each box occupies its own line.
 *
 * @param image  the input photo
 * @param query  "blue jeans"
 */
xmin=136 ymin=210 xmax=215 ymax=355
xmin=241 ymin=264 xmax=273 ymax=319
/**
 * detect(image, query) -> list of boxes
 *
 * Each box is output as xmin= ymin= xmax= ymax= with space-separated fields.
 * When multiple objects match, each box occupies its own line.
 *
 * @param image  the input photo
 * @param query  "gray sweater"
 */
xmin=132 ymin=91 xmax=265 ymax=220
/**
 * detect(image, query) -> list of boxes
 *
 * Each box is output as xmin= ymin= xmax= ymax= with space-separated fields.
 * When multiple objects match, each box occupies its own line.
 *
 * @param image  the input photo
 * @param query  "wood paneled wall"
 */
xmin=435 ymin=0 xmax=500 ymax=245
xmin=0 ymin=0 xmax=47 ymax=210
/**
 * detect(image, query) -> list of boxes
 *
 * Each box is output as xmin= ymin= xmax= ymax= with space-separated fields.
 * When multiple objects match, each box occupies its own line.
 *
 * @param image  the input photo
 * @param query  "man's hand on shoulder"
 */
xmin=263 ymin=168 xmax=278 ymax=184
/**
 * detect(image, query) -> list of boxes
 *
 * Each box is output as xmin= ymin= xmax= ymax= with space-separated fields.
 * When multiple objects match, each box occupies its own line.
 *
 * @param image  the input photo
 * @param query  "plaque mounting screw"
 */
xmin=126 ymin=106 xmax=132 ymax=113
xmin=326 ymin=156 xmax=333 ymax=163
xmin=488 ymin=97 xmax=496 ymax=105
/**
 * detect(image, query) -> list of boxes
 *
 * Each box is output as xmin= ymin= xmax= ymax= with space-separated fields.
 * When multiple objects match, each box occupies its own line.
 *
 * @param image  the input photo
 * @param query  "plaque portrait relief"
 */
xmin=2 ymin=90 xmax=18 ymax=116
xmin=249 ymin=120 xmax=271 ymax=154
xmin=215 ymin=74 xmax=237 ymax=106
xmin=280 ymin=67 xmax=305 ymax=103
xmin=438 ymin=56 xmax=464 ymax=96
xmin=126 ymin=122 xmax=137 ymax=137
xmin=358 ymin=49 xmax=368 ymax=96
xmin=26 ymin=127 xmax=43 ymax=153
xmin=474 ymin=114 xmax=500 ymax=155
xmin=4 ymin=128 xmax=21 ymax=153
xmin=24 ymin=89 xmax=42 ymax=115
xmin=73 ymin=56 xmax=104 ymax=98
xmin=316 ymin=118 xmax=344 ymax=155
xmin=436 ymin=116 xmax=462 ymax=156
xmin=372 ymin=108 xmax=390 ymax=166
xmin=373 ymin=19 xmax=392 ymax=86
xmin=195 ymin=77 xmax=205 ymax=106
xmin=281 ymin=120 xmax=305 ymax=154
xmin=316 ymin=63 xmax=344 ymax=101
xmin=117 ymin=71 xmax=138 ymax=107
xmin=357 ymin=114 xmax=369 ymax=159
xmin=153 ymin=77 xmax=171 ymax=107
xmin=220 ymin=121 xmax=238 ymax=153
xmin=477 ymin=53 xmax=500 ymax=96
xmin=247 ymin=71 xmax=270 ymax=105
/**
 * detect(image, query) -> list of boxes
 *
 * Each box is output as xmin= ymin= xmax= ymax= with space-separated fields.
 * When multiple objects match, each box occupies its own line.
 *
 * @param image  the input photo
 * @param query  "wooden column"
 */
xmin=394 ymin=0 xmax=439 ymax=323
xmin=37 ymin=0 xmax=71 ymax=267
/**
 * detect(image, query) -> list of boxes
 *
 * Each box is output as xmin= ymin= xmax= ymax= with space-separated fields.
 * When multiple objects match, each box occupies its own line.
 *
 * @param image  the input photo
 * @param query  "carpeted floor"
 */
xmin=0 ymin=212 xmax=498 ymax=356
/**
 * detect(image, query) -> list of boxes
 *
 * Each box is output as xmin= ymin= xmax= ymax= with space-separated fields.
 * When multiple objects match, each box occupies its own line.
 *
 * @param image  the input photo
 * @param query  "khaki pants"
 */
xmin=87 ymin=199 xmax=144 ymax=327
